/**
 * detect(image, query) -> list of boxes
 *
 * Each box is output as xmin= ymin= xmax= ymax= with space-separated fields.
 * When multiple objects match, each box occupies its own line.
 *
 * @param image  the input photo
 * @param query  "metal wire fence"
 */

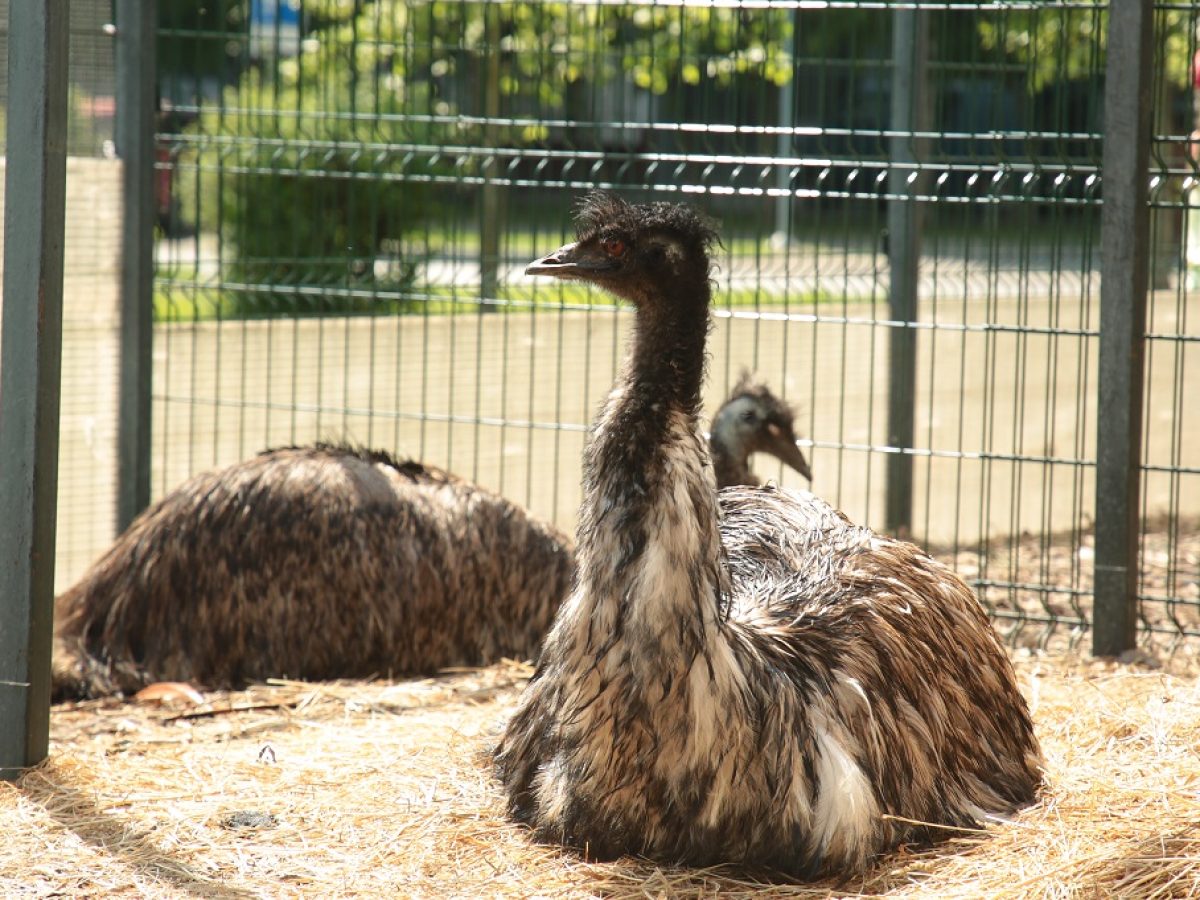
xmin=0 ymin=0 xmax=121 ymax=594
xmin=53 ymin=0 xmax=1197 ymax=654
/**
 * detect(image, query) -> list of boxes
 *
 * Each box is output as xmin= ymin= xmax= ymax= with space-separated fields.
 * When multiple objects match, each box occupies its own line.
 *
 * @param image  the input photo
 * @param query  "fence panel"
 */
xmin=1146 ymin=2 xmax=1200 ymax=649
xmin=0 ymin=0 xmax=120 ymax=594
xmin=140 ymin=1 xmax=1199 ymax=652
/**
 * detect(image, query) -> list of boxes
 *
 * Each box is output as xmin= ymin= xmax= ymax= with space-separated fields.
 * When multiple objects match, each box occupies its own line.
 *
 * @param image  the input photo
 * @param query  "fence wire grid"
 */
xmin=41 ymin=0 xmax=1200 ymax=654
xmin=0 ymin=0 xmax=120 ymax=604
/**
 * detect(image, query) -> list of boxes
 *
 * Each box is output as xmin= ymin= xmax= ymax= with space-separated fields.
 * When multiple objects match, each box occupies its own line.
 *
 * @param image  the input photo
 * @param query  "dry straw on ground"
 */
xmin=3 ymin=652 xmax=1199 ymax=899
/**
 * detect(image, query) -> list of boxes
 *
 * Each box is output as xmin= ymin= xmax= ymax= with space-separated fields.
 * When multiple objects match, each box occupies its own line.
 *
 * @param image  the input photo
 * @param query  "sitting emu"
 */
xmin=52 ymin=382 xmax=809 ymax=700
xmin=495 ymin=192 xmax=1042 ymax=878
xmin=52 ymin=445 xmax=574 ymax=699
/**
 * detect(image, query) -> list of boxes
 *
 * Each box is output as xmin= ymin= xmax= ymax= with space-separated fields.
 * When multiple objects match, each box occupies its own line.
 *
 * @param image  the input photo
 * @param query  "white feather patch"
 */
xmin=810 ymin=720 xmax=879 ymax=857
xmin=835 ymin=671 xmax=872 ymax=714
xmin=534 ymin=754 xmax=574 ymax=826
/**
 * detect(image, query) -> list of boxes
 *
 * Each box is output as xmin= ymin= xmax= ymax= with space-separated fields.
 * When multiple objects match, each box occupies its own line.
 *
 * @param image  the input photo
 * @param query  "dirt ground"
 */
xmin=943 ymin=523 xmax=1200 ymax=657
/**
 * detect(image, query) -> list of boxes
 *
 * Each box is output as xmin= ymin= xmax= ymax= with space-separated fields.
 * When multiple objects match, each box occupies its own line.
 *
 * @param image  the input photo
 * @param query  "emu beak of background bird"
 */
xmin=765 ymin=423 xmax=813 ymax=482
xmin=526 ymin=241 xmax=616 ymax=279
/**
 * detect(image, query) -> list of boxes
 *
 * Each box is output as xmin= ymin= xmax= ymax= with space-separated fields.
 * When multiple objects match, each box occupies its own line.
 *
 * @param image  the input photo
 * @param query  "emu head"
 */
xmin=712 ymin=373 xmax=813 ymax=484
xmin=526 ymin=191 xmax=718 ymax=310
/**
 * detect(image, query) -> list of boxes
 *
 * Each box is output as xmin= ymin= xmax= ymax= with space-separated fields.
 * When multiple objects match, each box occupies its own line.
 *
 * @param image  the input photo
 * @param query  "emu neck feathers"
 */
xmin=626 ymin=294 xmax=711 ymax=415
xmin=709 ymin=430 xmax=754 ymax=488
xmin=575 ymin=297 xmax=728 ymax=669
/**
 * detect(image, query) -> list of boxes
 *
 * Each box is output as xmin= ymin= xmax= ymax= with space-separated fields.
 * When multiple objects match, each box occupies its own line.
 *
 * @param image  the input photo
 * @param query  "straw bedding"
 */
xmin=4 ymin=649 xmax=1199 ymax=899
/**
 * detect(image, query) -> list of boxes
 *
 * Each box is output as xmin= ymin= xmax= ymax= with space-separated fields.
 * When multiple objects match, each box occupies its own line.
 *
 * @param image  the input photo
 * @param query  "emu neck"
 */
xmin=576 ymin=283 xmax=727 ymax=674
xmin=627 ymin=298 xmax=710 ymax=415
xmin=710 ymin=431 xmax=755 ymax=488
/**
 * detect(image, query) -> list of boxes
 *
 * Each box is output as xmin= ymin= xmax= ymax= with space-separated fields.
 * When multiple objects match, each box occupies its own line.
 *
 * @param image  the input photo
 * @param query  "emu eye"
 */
xmin=740 ymin=409 xmax=758 ymax=424
xmin=602 ymin=238 xmax=627 ymax=258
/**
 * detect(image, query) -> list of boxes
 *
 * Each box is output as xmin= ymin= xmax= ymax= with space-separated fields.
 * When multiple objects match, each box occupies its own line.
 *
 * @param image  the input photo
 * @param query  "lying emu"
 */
xmin=52 ymin=444 xmax=574 ymax=699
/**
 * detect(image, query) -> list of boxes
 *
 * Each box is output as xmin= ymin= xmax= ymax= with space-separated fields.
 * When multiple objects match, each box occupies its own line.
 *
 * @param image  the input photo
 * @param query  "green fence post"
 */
xmin=115 ymin=0 xmax=157 ymax=531
xmin=0 ymin=0 xmax=70 ymax=779
xmin=886 ymin=6 xmax=928 ymax=536
xmin=480 ymin=5 xmax=502 ymax=311
xmin=1094 ymin=0 xmax=1153 ymax=657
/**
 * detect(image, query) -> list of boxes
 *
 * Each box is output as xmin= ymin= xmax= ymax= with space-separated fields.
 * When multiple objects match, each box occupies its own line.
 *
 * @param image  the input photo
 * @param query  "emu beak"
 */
xmin=526 ymin=241 xmax=617 ymax=278
xmin=764 ymin=422 xmax=813 ymax=483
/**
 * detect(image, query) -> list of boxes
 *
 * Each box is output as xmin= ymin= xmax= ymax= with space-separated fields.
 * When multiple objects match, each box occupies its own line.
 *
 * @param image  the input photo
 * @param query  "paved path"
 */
xmin=142 ymin=292 xmax=1196 ymax=563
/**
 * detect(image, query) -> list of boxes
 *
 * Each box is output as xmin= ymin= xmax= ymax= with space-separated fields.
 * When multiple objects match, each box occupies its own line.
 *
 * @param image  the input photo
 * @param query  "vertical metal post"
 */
xmin=0 ymin=0 xmax=70 ymax=779
xmin=885 ymin=7 xmax=928 ymax=535
xmin=1094 ymin=0 xmax=1153 ymax=657
xmin=116 ymin=0 xmax=156 ymax=531
xmin=773 ymin=8 xmax=798 ymax=242
xmin=479 ymin=5 xmax=502 ymax=309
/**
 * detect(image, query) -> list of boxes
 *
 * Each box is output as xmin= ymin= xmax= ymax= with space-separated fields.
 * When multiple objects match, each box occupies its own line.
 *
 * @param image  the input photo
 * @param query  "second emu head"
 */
xmin=711 ymin=372 xmax=813 ymax=486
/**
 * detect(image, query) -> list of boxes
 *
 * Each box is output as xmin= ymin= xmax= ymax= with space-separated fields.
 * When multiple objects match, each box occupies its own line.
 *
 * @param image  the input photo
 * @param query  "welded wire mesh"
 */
xmin=1146 ymin=1 xmax=1200 ymax=650
xmin=137 ymin=0 xmax=1200 ymax=650
xmin=0 ymin=0 xmax=120 ymax=591
xmin=0 ymin=0 xmax=116 ymax=157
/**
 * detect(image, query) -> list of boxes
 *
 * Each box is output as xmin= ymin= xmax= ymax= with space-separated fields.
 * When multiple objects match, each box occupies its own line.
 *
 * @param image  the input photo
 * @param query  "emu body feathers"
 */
xmin=52 ymin=444 xmax=574 ymax=698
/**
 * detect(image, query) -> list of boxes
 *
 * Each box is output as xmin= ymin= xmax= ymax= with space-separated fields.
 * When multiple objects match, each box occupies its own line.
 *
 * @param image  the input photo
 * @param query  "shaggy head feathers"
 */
xmin=570 ymin=191 xmax=720 ymax=298
xmin=574 ymin=191 xmax=720 ymax=257
xmin=724 ymin=371 xmax=799 ymax=434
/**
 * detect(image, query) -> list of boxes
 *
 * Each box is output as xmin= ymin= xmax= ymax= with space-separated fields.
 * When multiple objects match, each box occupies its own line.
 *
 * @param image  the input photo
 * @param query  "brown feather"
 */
xmin=52 ymin=387 xmax=793 ymax=702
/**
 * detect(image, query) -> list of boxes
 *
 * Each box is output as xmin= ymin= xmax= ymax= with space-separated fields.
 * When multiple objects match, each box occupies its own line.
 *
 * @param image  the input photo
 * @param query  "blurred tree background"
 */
xmin=157 ymin=1 xmax=1193 ymax=318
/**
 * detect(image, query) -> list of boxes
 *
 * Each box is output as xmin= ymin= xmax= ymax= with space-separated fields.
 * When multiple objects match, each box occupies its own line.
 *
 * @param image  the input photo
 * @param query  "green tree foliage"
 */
xmin=159 ymin=2 xmax=247 ymax=84
xmin=182 ymin=0 xmax=803 ymax=315
xmin=177 ymin=1 xmax=1157 ymax=317
xmin=977 ymin=5 xmax=1192 ymax=93
xmin=189 ymin=3 xmax=444 ymax=315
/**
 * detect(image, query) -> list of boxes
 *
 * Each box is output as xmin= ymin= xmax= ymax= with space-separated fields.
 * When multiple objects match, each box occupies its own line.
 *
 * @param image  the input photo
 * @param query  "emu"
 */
xmin=52 ymin=445 xmax=574 ymax=699
xmin=495 ymin=192 xmax=1042 ymax=878
xmin=52 ymin=384 xmax=808 ymax=701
